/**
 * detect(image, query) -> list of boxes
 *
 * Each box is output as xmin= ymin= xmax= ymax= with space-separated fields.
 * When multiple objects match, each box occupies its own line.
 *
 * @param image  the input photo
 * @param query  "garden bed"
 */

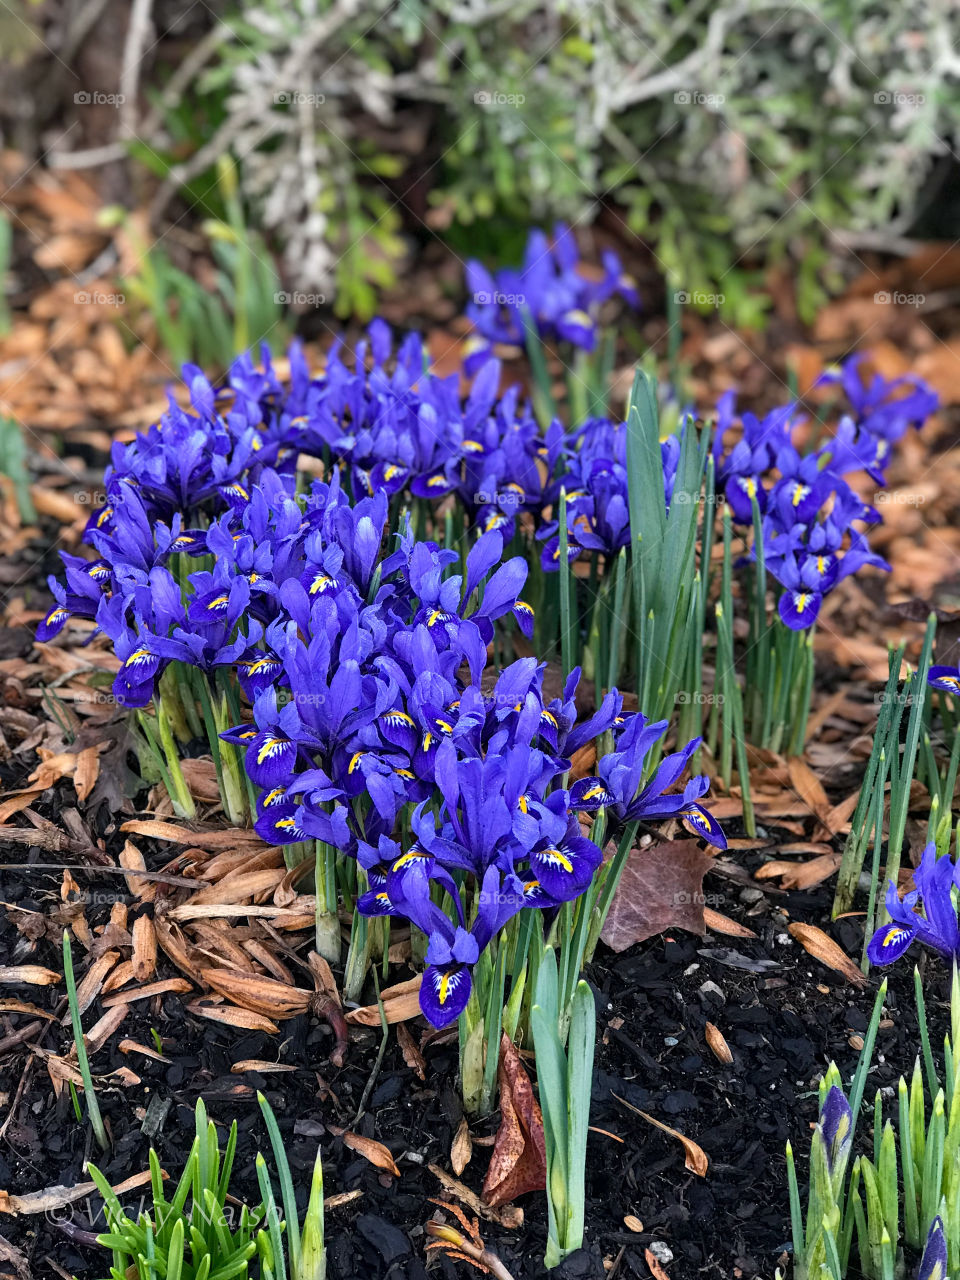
xmin=1 ymin=844 xmax=949 ymax=1280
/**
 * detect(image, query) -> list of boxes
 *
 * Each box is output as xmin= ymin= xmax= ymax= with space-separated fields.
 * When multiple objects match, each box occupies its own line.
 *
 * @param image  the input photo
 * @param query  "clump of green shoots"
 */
xmin=87 ymin=1095 xmax=324 ymax=1280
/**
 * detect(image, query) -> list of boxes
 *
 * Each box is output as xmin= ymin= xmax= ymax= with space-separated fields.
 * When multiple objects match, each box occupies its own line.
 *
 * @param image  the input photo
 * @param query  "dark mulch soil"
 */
xmin=0 ymin=839 xmax=948 ymax=1280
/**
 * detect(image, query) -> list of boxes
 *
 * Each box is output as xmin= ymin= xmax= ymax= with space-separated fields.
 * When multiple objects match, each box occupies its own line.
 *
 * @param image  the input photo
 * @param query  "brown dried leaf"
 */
xmin=0 ymin=999 xmax=56 ymax=1021
xmin=481 ymin=1035 xmax=546 ymax=1207
xmin=704 ymin=1022 xmax=733 ymax=1065
xmin=200 ymin=968 xmax=309 ymax=1018
xmin=101 ymin=960 xmax=135 ymax=994
xmin=84 ymin=1004 xmax=128 ymax=1053
xmin=0 ymin=1168 xmax=156 ymax=1216
xmin=118 ymin=1039 xmax=171 ymax=1063
xmin=787 ymin=923 xmax=868 ymax=987
xmin=601 ymin=841 xmax=714 ymax=951
xmin=702 ymin=907 xmax=756 ymax=938
xmin=451 ymin=1117 xmax=472 ymax=1176
xmin=0 ymin=790 xmax=44 ymax=823
xmin=101 ymin=978 xmax=192 ymax=1007
xmin=231 ymin=1060 xmax=298 ymax=1074
xmin=73 ymin=745 xmax=101 ymax=803
xmin=346 ymin=975 xmax=423 ymax=1026
xmin=120 ymin=820 xmax=263 ymax=849
xmin=185 ymin=1000 xmax=279 ymax=1034
xmin=757 ymin=853 xmax=841 ymax=890
xmin=396 ymin=1023 xmax=426 ymax=1081
xmin=119 ymin=841 xmax=153 ymax=901
xmin=428 ymin=1164 xmax=523 ymax=1229
xmin=612 ymin=1092 xmax=708 ymax=1176
xmin=341 ymin=1132 xmax=401 ymax=1178
xmin=0 ymin=966 xmax=60 ymax=987
xmin=131 ymin=916 xmax=157 ymax=983
xmin=787 ymin=758 xmax=831 ymax=821
xmin=72 ymin=950 xmax=119 ymax=1015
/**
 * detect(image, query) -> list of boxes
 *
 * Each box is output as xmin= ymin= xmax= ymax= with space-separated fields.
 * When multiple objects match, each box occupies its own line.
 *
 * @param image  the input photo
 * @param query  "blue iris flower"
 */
xmin=866 ymin=843 xmax=960 ymax=967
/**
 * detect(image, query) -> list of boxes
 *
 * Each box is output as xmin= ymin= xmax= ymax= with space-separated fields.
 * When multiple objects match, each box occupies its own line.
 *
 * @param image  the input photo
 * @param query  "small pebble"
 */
xmin=740 ymin=887 xmax=763 ymax=904
xmin=699 ymin=980 xmax=725 ymax=1002
xmin=664 ymin=1036 xmax=679 ymax=1046
xmin=649 ymin=1242 xmax=674 ymax=1265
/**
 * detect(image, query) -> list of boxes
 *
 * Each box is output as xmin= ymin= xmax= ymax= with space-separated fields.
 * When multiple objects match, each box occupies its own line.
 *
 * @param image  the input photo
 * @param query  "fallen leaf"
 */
xmin=428 ymin=1164 xmax=523 ymax=1229
xmin=341 ymin=1132 xmax=400 ymax=1178
xmin=612 ymin=1093 xmax=708 ymax=1176
xmin=0 ymin=1000 xmax=56 ymax=1021
xmin=787 ymin=757 xmax=831 ymax=821
xmin=73 ymin=744 xmax=101 ymax=803
xmin=199 ymin=969 xmax=309 ymax=1019
xmin=756 ymin=853 xmax=841 ymax=890
xmin=118 ymin=841 xmax=153 ymax=900
xmin=451 ymin=1117 xmax=472 ymax=1176
xmin=185 ymin=1000 xmax=279 ymax=1034
xmin=101 ymin=978 xmax=192 ymax=1007
xmin=704 ymin=1022 xmax=733 ymax=1065
xmin=702 ymin=907 xmax=756 ymax=938
xmin=131 ymin=916 xmax=157 ymax=983
xmin=0 ymin=966 xmax=60 ymax=987
xmin=347 ymin=975 xmax=423 ymax=1025
xmin=396 ymin=1022 xmax=426 ymax=1080
xmin=117 ymin=1039 xmax=171 ymax=1064
xmin=72 ymin=950 xmax=119 ymax=1015
xmin=481 ymin=1035 xmax=546 ymax=1206
xmin=0 ymin=1168 xmax=155 ymax=1216
xmin=601 ymin=841 xmax=714 ymax=951
xmin=787 ymin=923 xmax=867 ymax=987
xmin=120 ymin=820 xmax=263 ymax=849
xmin=84 ymin=1005 xmax=128 ymax=1053
xmin=231 ymin=1060 xmax=298 ymax=1074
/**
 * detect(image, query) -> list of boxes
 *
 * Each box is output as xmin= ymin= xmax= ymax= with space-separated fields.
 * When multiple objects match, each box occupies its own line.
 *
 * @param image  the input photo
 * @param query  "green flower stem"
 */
xmin=63 ymin=930 xmax=109 ymax=1151
xmin=314 ymin=841 xmax=341 ymax=965
xmin=154 ymin=696 xmax=196 ymax=819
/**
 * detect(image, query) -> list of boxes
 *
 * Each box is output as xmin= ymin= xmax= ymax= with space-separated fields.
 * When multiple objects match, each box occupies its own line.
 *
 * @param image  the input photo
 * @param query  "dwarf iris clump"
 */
xmin=867 ymin=843 xmax=960 ymax=969
xmin=784 ymin=968 xmax=960 ymax=1280
xmin=462 ymin=221 xmax=639 ymax=377
xmin=34 ymin=323 xmax=728 ymax=1056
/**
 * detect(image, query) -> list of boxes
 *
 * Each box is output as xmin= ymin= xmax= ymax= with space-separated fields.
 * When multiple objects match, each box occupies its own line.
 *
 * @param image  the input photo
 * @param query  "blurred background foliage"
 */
xmin=2 ymin=0 xmax=957 ymax=336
